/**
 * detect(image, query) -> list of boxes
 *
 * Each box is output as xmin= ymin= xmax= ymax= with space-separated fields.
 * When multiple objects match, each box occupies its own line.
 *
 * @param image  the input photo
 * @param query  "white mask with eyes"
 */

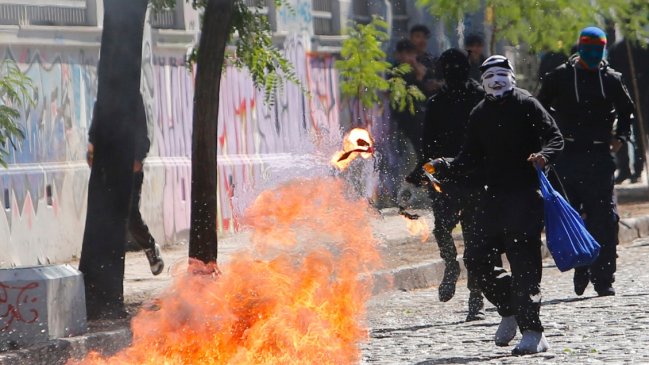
xmin=481 ymin=66 xmax=515 ymax=100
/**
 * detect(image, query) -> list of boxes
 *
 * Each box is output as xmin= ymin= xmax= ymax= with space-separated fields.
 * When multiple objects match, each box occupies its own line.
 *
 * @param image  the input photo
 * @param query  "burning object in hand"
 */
xmin=331 ymin=128 xmax=374 ymax=170
xmin=422 ymin=159 xmax=443 ymax=193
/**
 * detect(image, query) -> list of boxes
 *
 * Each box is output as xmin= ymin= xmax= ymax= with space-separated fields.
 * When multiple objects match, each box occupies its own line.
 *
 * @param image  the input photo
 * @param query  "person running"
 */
xmin=87 ymin=94 xmax=164 ymax=276
xmin=538 ymin=26 xmax=636 ymax=297
xmin=432 ymin=55 xmax=563 ymax=354
xmin=404 ymin=48 xmax=487 ymax=321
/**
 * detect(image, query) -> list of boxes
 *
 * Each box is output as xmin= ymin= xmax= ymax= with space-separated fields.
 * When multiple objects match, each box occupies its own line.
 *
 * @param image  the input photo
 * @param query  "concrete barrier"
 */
xmin=0 ymin=265 xmax=86 ymax=351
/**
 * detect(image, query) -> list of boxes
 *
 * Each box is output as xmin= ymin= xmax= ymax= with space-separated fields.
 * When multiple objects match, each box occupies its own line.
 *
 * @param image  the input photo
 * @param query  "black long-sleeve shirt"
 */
xmin=537 ymin=56 xmax=635 ymax=147
xmin=450 ymin=88 xmax=564 ymax=190
xmin=88 ymin=94 xmax=150 ymax=162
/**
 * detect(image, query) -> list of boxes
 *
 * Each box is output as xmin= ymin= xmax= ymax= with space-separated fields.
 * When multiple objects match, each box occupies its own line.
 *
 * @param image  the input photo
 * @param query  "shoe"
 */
xmin=494 ymin=315 xmax=518 ymax=346
xmin=596 ymin=287 xmax=616 ymax=297
xmin=573 ymin=268 xmax=589 ymax=296
xmin=465 ymin=291 xmax=485 ymax=322
xmin=614 ymin=172 xmax=630 ymax=185
xmin=438 ymin=260 xmax=461 ymax=302
xmin=145 ymin=243 xmax=165 ymax=276
xmin=512 ymin=330 xmax=549 ymax=355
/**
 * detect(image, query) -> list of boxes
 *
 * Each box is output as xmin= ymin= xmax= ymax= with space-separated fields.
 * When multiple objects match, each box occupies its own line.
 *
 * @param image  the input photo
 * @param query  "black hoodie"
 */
xmin=450 ymin=88 xmax=564 ymax=190
xmin=537 ymin=55 xmax=635 ymax=149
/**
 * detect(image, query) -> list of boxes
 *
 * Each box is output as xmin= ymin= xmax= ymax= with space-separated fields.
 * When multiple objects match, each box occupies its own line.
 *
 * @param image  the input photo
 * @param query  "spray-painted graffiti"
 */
xmin=0 ymin=44 xmax=196 ymax=267
xmin=0 ymin=281 xmax=40 ymax=331
xmin=217 ymin=35 xmax=343 ymax=234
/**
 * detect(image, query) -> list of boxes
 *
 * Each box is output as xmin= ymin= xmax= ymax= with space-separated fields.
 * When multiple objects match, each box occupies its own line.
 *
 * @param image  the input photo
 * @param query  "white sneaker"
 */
xmin=144 ymin=243 xmax=164 ymax=276
xmin=494 ymin=315 xmax=517 ymax=346
xmin=512 ymin=330 xmax=549 ymax=355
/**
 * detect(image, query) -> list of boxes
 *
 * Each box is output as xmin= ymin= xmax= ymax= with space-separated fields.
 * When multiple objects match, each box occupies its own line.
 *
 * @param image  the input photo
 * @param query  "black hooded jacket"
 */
xmin=88 ymin=94 xmax=150 ymax=162
xmin=450 ymin=88 xmax=564 ymax=190
xmin=537 ymin=55 xmax=635 ymax=149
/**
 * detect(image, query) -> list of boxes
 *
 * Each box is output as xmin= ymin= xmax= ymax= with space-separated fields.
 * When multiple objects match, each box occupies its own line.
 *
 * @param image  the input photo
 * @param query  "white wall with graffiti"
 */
xmin=0 ymin=39 xmax=348 ymax=267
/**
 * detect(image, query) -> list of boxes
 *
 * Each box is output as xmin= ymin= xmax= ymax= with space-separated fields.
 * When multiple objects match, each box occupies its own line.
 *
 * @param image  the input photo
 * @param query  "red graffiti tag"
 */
xmin=0 ymin=282 xmax=40 ymax=331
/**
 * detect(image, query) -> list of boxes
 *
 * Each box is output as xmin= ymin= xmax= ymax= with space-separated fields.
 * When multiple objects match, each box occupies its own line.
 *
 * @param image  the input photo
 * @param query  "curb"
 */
xmin=3 ymin=215 xmax=649 ymax=365
xmin=0 ymin=328 xmax=131 ymax=365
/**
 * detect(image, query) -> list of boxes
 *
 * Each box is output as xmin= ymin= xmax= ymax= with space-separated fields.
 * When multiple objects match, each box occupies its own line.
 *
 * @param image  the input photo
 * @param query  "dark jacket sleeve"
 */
xmin=611 ymin=73 xmax=636 ymax=141
xmin=536 ymin=69 xmax=557 ymax=111
xmin=448 ymin=111 xmax=483 ymax=174
xmin=88 ymin=105 xmax=97 ymax=145
xmin=134 ymin=95 xmax=151 ymax=162
xmin=529 ymin=97 xmax=564 ymax=163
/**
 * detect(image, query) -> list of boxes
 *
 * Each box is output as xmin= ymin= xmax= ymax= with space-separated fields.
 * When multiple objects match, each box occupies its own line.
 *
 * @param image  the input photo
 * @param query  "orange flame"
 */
xmin=69 ymin=178 xmax=382 ymax=365
xmin=331 ymin=128 xmax=374 ymax=170
xmin=403 ymin=216 xmax=430 ymax=243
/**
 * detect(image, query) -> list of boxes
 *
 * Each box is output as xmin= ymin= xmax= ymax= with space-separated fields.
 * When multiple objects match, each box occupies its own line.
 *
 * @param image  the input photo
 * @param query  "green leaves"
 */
xmin=387 ymin=64 xmax=425 ymax=115
xmin=336 ymin=16 xmax=424 ymax=115
xmin=0 ymin=60 xmax=33 ymax=167
xmin=229 ymin=0 xmax=303 ymax=106
xmin=418 ymin=0 xmax=649 ymax=53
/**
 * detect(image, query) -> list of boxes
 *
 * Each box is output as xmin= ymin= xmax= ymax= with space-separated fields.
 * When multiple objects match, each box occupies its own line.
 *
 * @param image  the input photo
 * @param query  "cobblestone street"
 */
xmin=363 ymin=238 xmax=649 ymax=364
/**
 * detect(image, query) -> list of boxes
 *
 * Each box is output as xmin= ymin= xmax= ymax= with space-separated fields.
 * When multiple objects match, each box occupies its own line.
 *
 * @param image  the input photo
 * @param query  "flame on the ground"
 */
xmin=331 ymin=128 xmax=374 ymax=170
xmin=68 ymin=178 xmax=382 ymax=365
xmin=403 ymin=216 xmax=430 ymax=243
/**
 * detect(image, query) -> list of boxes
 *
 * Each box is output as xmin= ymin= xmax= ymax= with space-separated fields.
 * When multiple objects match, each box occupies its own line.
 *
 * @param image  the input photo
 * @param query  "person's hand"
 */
xmin=610 ymin=137 xmax=624 ymax=153
xmin=86 ymin=143 xmax=94 ymax=167
xmin=398 ymin=182 xmax=417 ymax=207
xmin=413 ymin=62 xmax=427 ymax=81
xmin=527 ymin=153 xmax=547 ymax=168
xmin=133 ymin=160 xmax=143 ymax=172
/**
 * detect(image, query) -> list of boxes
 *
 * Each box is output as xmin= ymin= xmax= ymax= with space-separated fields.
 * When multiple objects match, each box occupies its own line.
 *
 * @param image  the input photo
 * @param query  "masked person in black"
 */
xmin=403 ymin=48 xmax=486 ymax=321
xmin=431 ymin=55 xmax=563 ymax=354
xmin=538 ymin=27 xmax=635 ymax=297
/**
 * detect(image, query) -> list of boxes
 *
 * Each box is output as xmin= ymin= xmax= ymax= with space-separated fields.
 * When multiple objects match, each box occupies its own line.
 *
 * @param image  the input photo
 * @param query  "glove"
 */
xmin=398 ymin=182 xmax=417 ymax=207
xmin=422 ymin=157 xmax=451 ymax=180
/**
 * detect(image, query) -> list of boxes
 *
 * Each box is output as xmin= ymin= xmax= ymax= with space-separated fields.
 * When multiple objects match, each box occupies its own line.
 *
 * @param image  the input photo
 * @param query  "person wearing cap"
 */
xmin=537 ymin=26 xmax=635 ymax=297
xmin=430 ymin=55 xmax=563 ymax=354
xmin=403 ymin=48 xmax=487 ymax=322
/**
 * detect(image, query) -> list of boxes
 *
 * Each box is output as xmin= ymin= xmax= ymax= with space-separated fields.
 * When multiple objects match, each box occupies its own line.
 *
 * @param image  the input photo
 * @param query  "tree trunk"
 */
xmin=78 ymin=0 xmax=148 ymax=320
xmin=189 ymin=0 xmax=234 ymax=264
xmin=624 ymin=40 xmax=649 ymax=185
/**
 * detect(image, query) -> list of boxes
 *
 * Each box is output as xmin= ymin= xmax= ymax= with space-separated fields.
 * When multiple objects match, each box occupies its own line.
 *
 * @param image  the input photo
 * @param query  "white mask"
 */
xmin=481 ymin=66 xmax=515 ymax=100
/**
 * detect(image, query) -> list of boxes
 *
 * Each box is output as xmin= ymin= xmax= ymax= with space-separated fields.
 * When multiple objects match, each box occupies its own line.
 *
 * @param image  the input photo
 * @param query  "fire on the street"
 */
xmin=403 ymin=216 xmax=430 ymax=243
xmin=68 ymin=178 xmax=382 ymax=365
xmin=330 ymin=128 xmax=374 ymax=170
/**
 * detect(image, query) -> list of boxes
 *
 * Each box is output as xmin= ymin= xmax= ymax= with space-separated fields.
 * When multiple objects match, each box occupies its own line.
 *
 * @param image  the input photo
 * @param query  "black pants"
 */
xmin=555 ymin=150 xmax=619 ymax=290
xmin=431 ymin=186 xmax=484 ymax=292
xmin=128 ymin=170 xmax=155 ymax=251
xmin=464 ymin=187 xmax=544 ymax=333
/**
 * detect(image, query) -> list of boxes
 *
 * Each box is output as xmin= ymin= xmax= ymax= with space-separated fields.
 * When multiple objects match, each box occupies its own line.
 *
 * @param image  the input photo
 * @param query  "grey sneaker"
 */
xmin=144 ymin=243 xmax=164 ymax=276
xmin=512 ymin=330 xmax=549 ymax=355
xmin=494 ymin=315 xmax=518 ymax=346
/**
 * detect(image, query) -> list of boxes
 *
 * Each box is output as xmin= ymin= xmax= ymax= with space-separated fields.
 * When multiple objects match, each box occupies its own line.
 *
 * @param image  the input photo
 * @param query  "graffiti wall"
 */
xmin=0 ymin=35 xmax=349 ymax=266
xmin=217 ymin=35 xmax=343 ymax=234
xmin=0 ymin=44 xmax=198 ymax=268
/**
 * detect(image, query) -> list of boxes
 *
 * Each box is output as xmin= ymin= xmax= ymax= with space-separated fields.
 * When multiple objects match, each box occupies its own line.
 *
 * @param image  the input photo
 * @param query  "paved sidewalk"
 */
xmin=362 ymin=238 xmax=649 ymax=364
xmin=1 ymin=187 xmax=648 ymax=364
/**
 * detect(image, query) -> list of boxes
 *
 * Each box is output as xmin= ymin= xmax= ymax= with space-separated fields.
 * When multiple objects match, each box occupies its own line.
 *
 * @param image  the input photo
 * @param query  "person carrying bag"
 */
xmin=536 ymin=166 xmax=601 ymax=272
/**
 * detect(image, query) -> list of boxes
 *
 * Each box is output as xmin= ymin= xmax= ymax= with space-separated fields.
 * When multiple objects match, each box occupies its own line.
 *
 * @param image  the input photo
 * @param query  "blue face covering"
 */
xmin=578 ymin=44 xmax=605 ymax=69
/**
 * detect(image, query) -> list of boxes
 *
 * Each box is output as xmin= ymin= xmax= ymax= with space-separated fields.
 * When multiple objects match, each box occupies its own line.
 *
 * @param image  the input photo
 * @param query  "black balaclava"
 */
xmin=438 ymin=48 xmax=470 ymax=88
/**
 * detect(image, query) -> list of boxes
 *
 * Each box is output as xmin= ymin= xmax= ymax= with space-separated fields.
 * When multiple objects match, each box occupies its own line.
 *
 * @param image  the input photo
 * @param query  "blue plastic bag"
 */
xmin=536 ymin=167 xmax=601 ymax=272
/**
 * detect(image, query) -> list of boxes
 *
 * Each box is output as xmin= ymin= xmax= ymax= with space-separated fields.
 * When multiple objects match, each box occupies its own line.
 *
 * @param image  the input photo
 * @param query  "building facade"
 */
xmin=0 ymin=0 xmax=479 ymax=267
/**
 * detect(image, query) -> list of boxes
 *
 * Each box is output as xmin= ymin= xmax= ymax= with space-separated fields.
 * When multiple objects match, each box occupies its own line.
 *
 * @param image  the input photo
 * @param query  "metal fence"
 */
xmin=313 ymin=0 xmax=334 ymax=35
xmin=150 ymin=8 xmax=177 ymax=29
xmin=0 ymin=4 xmax=87 ymax=26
